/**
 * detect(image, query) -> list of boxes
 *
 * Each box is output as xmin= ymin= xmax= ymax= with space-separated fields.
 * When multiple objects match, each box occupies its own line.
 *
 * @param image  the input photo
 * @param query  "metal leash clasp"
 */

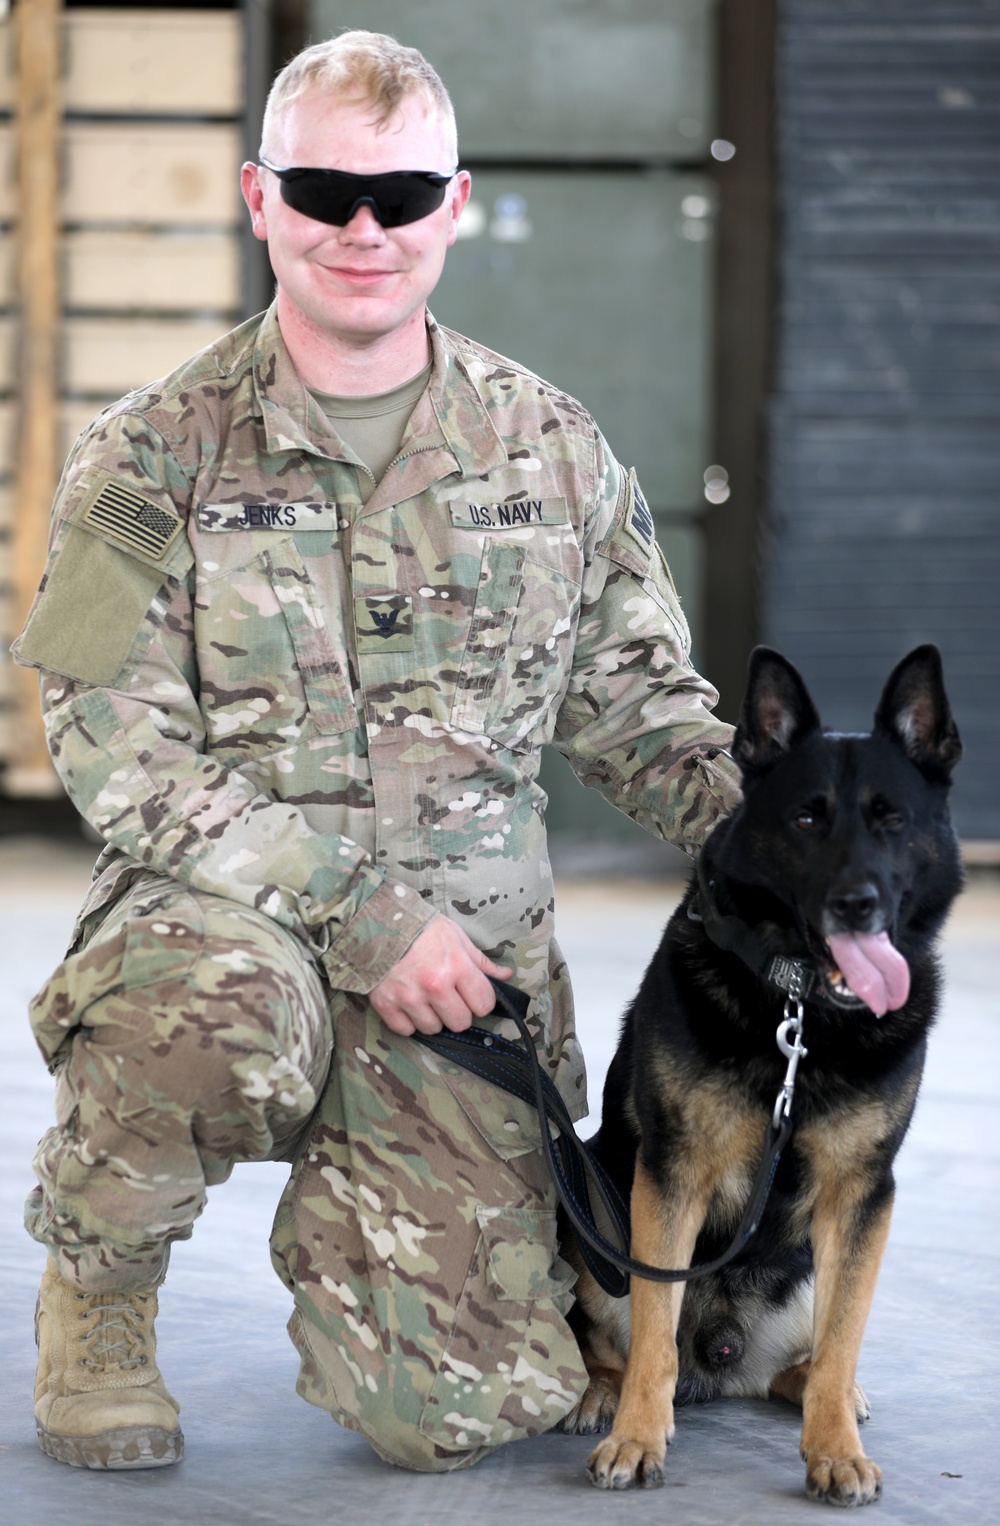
xmin=773 ymin=967 xmax=808 ymax=1128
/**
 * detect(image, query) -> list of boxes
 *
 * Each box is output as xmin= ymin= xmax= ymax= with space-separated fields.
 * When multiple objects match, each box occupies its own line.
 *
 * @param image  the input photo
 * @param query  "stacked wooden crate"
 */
xmin=0 ymin=5 xmax=244 ymax=787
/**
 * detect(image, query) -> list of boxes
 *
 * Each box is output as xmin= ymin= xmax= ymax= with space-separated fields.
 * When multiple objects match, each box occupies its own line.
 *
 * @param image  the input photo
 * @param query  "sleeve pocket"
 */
xmin=13 ymin=525 xmax=168 ymax=686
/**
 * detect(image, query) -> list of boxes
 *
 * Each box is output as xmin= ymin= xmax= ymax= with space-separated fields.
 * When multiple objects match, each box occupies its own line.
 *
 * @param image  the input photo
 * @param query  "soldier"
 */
xmin=14 ymin=31 xmax=739 ymax=1473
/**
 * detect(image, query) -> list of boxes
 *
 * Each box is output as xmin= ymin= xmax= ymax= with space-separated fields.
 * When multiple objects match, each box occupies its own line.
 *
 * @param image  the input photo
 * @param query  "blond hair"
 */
xmin=261 ymin=30 xmax=457 ymax=164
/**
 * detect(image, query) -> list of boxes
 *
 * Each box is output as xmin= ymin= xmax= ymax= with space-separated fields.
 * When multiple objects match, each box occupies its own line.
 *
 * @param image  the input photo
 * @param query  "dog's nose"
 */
xmin=829 ymin=882 xmax=880 ymax=929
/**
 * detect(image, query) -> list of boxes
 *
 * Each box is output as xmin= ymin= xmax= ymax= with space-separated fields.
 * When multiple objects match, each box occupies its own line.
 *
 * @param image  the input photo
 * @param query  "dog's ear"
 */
xmin=874 ymin=645 xmax=962 ymax=780
xmin=732 ymin=647 xmax=821 ymax=773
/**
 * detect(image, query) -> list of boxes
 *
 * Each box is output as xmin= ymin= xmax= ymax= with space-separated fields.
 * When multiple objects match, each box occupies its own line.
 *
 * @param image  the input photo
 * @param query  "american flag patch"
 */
xmin=82 ymin=479 xmax=183 ymax=561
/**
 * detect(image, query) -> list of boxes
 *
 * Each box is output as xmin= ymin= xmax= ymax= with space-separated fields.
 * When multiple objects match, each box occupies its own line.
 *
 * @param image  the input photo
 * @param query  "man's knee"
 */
xmin=26 ymin=876 xmax=332 ymax=1279
xmin=34 ymin=877 xmax=331 ymax=1142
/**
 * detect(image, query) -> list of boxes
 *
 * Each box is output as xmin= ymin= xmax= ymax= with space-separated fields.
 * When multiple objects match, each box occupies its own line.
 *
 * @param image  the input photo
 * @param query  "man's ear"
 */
xmin=241 ymin=162 xmax=269 ymax=242
xmin=445 ymin=171 xmax=473 ymax=247
xmin=732 ymin=646 xmax=821 ymax=775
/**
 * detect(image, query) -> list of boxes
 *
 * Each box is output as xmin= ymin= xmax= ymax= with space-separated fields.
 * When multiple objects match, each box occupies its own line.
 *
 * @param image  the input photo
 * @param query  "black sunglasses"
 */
xmin=259 ymin=156 xmax=456 ymax=228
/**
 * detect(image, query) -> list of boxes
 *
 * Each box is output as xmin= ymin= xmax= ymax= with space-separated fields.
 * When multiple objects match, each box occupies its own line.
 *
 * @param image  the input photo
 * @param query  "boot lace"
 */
xmin=75 ymin=1291 xmax=152 ymax=1371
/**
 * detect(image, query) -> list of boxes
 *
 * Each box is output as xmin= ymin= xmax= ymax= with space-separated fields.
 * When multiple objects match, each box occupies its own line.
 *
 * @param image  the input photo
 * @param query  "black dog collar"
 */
xmin=689 ymin=859 xmax=851 ymax=1008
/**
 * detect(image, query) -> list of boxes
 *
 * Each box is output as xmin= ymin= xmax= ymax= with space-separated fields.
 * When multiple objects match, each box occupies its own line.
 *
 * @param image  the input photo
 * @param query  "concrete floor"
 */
xmin=1 ymin=838 xmax=998 ymax=1525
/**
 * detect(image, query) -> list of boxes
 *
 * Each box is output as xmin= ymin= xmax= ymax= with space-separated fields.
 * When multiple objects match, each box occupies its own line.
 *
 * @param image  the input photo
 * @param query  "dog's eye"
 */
xmin=794 ymin=811 xmax=816 ymax=831
xmin=872 ymin=802 xmax=905 ymax=831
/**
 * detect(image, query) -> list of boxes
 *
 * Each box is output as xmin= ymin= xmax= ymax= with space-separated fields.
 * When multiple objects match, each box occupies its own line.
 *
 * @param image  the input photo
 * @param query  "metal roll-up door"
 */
xmin=764 ymin=0 xmax=1000 ymax=843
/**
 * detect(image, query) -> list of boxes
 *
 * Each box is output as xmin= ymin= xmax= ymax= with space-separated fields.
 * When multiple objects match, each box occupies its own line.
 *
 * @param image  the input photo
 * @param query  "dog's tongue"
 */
xmin=825 ymin=932 xmax=910 ymax=1016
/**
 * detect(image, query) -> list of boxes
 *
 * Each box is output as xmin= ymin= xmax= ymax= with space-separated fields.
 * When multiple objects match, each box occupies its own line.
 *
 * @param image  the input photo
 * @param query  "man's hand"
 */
xmin=370 ymin=916 xmax=512 ymax=1036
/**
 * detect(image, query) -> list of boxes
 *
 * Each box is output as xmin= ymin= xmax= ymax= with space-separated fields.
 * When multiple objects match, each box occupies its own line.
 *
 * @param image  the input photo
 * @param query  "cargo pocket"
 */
xmin=28 ymin=877 xmax=206 ymax=1070
xmin=452 ymin=541 xmax=581 ymax=753
xmin=451 ymin=541 xmax=525 ymax=737
xmin=418 ymin=1204 xmax=585 ymax=1451
xmin=120 ymin=887 xmax=205 ymax=988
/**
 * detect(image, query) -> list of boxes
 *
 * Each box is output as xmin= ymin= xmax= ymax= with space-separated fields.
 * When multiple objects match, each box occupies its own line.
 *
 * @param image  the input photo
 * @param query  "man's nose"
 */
xmin=340 ymin=202 xmax=385 ymax=240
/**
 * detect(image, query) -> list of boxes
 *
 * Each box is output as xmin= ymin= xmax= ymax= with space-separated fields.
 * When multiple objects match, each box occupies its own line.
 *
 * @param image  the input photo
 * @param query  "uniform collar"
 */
xmin=251 ymin=303 xmax=509 ymax=482
xmin=421 ymin=313 xmax=509 ymax=479
xmin=252 ymin=304 xmax=345 ymax=462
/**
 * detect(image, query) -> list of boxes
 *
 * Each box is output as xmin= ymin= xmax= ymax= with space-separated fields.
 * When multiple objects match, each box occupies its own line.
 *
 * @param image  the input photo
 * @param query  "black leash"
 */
xmin=415 ymin=978 xmax=800 ymax=1299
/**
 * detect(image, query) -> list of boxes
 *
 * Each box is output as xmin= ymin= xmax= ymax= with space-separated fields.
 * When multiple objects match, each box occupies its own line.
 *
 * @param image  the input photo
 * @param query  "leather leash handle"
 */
xmin=415 ymin=979 xmax=794 ymax=1297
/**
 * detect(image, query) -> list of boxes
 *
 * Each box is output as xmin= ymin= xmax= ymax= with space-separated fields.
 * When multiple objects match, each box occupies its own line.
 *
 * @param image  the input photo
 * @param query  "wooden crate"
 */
xmin=64 ymin=230 xmax=242 ymax=313
xmin=62 ymin=9 xmax=241 ymax=116
xmin=0 ymin=9 xmax=241 ymax=115
xmin=0 ymin=120 xmax=243 ymax=226
xmin=63 ymin=123 xmax=243 ymax=227
xmin=1 ymin=229 xmax=242 ymax=314
xmin=0 ymin=484 xmax=11 ymax=719
xmin=65 ymin=316 xmax=231 ymax=394
xmin=1 ymin=414 xmax=16 ymax=766
xmin=0 ymin=19 xmax=12 ymax=112
xmin=0 ymin=311 xmax=235 ymax=399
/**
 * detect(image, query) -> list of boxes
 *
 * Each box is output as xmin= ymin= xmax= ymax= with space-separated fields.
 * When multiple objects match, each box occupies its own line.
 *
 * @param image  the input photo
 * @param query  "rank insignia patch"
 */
xmin=82 ymin=479 xmax=183 ymax=561
xmin=354 ymin=594 xmax=414 ymax=654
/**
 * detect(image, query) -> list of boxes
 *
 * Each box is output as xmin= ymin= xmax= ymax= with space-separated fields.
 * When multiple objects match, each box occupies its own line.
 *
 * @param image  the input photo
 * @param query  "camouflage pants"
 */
xmin=26 ymin=872 xmax=588 ymax=1471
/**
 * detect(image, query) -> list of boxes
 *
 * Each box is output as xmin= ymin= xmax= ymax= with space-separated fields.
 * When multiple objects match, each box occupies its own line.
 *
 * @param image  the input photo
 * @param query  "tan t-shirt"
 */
xmin=310 ymin=361 xmax=433 ymax=501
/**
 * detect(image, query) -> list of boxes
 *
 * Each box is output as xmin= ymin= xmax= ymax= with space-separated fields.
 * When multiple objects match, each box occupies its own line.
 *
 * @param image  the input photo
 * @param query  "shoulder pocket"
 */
xmin=14 ymin=525 xmax=170 ymax=686
xmin=595 ymin=467 xmax=691 ymax=654
xmin=598 ymin=466 xmax=655 ymax=577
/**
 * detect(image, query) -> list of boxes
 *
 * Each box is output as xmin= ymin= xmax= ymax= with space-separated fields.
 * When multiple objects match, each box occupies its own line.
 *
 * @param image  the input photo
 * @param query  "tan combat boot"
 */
xmin=34 ymin=1257 xmax=183 ymax=1468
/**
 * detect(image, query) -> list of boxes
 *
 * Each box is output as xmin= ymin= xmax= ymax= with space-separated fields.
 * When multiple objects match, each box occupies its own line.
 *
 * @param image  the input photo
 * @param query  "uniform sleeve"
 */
xmin=13 ymin=414 xmax=435 ymax=990
xmin=553 ymin=432 xmax=742 ymax=854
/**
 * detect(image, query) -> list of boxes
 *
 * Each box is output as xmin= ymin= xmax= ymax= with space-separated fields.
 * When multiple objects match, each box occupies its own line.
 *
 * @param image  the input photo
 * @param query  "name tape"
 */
xmin=449 ymin=498 xmax=567 ymax=531
xmin=199 ymin=502 xmax=342 ymax=532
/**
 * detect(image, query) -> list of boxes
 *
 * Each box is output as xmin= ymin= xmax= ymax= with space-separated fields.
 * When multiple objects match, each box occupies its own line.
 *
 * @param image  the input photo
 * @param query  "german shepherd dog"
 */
xmin=565 ymin=645 xmax=963 ymax=1507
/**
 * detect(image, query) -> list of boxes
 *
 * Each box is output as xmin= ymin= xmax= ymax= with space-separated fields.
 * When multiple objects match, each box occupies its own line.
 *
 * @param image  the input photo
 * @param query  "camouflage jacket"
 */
xmin=15 ymin=305 xmax=738 ymax=1114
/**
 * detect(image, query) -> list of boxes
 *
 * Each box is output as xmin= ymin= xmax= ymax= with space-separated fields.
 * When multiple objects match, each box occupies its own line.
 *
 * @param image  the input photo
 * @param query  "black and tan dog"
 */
xmin=565 ymin=645 xmax=963 ymax=1507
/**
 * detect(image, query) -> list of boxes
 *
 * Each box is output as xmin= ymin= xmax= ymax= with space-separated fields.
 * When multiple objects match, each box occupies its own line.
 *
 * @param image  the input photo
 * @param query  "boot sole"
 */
xmin=37 ymin=1422 xmax=184 ymax=1469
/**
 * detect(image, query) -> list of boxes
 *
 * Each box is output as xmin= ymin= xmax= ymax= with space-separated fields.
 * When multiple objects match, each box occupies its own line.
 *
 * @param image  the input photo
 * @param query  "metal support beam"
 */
xmin=242 ymin=0 xmax=276 ymax=319
xmin=8 ymin=0 xmax=62 ymax=795
xmin=703 ymin=0 xmax=777 ymax=723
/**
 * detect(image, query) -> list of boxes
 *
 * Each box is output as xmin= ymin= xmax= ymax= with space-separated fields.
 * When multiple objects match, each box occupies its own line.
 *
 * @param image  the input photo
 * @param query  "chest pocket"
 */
xmin=261 ymin=541 xmax=354 ymax=734
xmin=452 ymin=537 xmax=582 ymax=753
xmin=197 ymin=535 xmax=354 ymax=751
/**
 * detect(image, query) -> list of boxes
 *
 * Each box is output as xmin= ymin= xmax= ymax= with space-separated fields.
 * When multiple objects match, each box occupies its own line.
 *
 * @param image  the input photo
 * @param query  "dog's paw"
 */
xmin=560 ymin=1372 xmax=621 ymax=1435
xmin=804 ymin=1451 xmax=883 ymax=1508
xmin=586 ymin=1435 xmax=666 ymax=1490
xmin=853 ymin=1382 xmax=871 ymax=1423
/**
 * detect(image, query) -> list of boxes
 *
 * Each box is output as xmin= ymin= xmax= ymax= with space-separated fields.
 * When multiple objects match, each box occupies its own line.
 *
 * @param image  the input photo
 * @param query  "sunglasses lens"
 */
xmin=276 ymin=170 xmax=449 ymax=227
xmin=377 ymin=179 xmax=450 ymax=226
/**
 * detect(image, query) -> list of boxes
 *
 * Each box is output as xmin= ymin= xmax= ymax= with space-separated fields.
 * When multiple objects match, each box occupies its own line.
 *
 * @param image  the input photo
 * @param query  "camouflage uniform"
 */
xmin=14 ymin=305 xmax=738 ymax=1469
